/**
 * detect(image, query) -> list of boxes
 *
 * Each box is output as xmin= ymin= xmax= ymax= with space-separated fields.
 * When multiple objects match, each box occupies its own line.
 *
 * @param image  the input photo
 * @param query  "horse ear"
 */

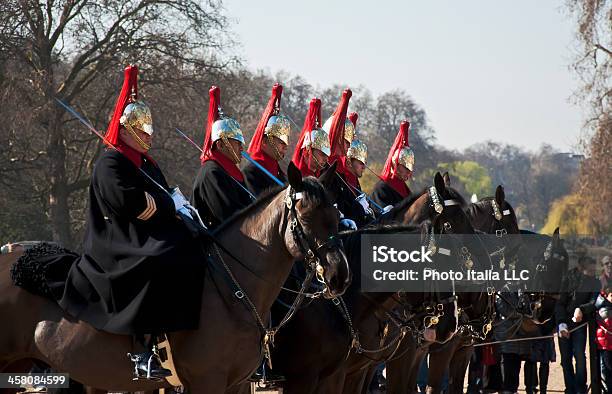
xmin=442 ymin=172 xmax=451 ymax=187
xmin=495 ymin=185 xmax=505 ymax=206
xmin=318 ymin=161 xmax=337 ymax=189
xmin=287 ymin=161 xmax=303 ymax=192
xmin=552 ymin=227 xmax=560 ymax=244
xmin=552 ymin=227 xmax=561 ymax=246
xmin=434 ymin=172 xmax=446 ymax=195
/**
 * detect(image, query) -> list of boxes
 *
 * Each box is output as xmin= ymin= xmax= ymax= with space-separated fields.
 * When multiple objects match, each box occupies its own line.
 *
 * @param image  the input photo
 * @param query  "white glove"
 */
xmin=340 ymin=218 xmax=357 ymax=230
xmin=558 ymin=323 xmax=569 ymax=338
xmin=355 ymin=193 xmax=370 ymax=212
xmin=171 ymin=187 xmax=189 ymax=210
xmin=171 ymin=187 xmax=193 ymax=220
xmin=382 ymin=205 xmax=394 ymax=214
xmin=573 ymin=307 xmax=583 ymax=323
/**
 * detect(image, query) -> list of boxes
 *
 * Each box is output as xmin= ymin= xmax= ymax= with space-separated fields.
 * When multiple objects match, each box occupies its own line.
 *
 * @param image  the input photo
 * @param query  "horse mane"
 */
xmin=213 ymin=177 xmax=329 ymax=234
xmin=443 ymin=186 xmax=468 ymax=209
xmin=387 ymin=186 xmax=468 ymax=221
xmin=340 ymin=223 xmax=421 ymax=239
xmin=471 ymin=196 xmax=517 ymax=216
xmin=467 ymin=197 xmax=519 ymax=233
xmin=387 ymin=191 xmax=425 ymax=218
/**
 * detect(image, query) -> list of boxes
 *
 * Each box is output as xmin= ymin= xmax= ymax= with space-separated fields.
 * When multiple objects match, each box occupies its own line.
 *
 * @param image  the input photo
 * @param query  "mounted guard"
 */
xmin=322 ymin=90 xmax=372 ymax=228
xmin=243 ymin=83 xmax=291 ymax=195
xmin=343 ymin=112 xmax=366 ymax=190
xmin=191 ymin=86 xmax=253 ymax=229
xmin=292 ymin=97 xmax=330 ymax=177
xmin=29 ymin=65 xmax=208 ymax=380
xmin=371 ymin=120 xmax=415 ymax=208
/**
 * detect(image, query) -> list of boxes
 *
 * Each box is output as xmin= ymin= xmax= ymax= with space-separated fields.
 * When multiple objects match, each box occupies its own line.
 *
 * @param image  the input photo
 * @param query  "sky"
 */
xmin=223 ymin=0 xmax=584 ymax=152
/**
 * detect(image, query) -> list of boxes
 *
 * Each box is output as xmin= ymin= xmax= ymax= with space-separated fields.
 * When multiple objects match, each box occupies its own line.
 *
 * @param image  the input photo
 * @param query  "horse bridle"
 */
xmin=425 ymin=186 xmax=477 ymax=273
xmin=521 ymin=240 xmax=565 ymax=315
xmin=485 ymin=199 xmax=520 ymax=270
xmin=495 ymin=239 xmax=564 ymax=327
xmin=284 ymin=187 xmax=345 ymax=285
xmin=409 ymin=187 xmax=467 ymax=340
xmin=209 ymin=185 xmax=347 ymax=369
xmin=428 ymin=189 xmax=502 ymax=340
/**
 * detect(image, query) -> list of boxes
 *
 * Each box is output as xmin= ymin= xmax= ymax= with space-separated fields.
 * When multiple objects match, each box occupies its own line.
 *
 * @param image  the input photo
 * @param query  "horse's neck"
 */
xmin=404 ymin=194 xmax=429 ymax=225
xmin=215 ymin=192 xmax=292 ymax=316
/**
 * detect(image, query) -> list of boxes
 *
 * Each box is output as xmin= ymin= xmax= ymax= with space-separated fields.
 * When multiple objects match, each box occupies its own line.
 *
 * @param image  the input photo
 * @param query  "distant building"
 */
xmin=553 ymin=152 xmax=585 ymax=171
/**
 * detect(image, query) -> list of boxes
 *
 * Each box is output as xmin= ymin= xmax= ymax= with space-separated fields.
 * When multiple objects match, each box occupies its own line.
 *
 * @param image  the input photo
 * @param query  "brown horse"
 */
xmin=0 ymin=162 xmax=350 ymax=393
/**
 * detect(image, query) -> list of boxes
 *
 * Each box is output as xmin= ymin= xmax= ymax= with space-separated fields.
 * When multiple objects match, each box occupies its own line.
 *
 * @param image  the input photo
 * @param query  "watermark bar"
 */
xmin=0 ymin=373 xmax=70 ymax=388
xmin=360 ymin=233 xmax=600 ymax=293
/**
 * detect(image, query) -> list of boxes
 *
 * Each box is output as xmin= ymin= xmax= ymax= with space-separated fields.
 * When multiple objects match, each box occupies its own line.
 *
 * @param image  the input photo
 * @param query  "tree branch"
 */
xmin=595 ymin=43 xmax=612 ymax=57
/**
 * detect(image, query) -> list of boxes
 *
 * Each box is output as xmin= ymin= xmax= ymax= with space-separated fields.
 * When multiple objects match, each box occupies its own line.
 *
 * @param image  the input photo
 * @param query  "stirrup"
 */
xmin=127 ymin=351 xmax=169 ymax=382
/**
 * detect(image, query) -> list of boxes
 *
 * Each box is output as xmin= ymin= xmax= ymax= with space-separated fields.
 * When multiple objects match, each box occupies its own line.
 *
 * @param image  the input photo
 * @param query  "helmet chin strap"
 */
xmin=266 ymin=134 xmax=284 ymax=162
xmin=347 ymin=159 xmax=359 ymax=177
xmin=391 ymin=164 xmax=407 ymax=182
xmin=221 ymin=136 xmax=241 ymax=164
xmin=124 ymin=124 xmax=151 ymax=151
xmin=308 ymin=147 xmax=326 ymax=172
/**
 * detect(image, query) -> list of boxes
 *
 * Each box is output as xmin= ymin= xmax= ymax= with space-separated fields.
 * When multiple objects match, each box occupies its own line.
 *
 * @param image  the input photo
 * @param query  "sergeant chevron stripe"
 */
xmin=137 ymin=192 xmax=157 ymax=220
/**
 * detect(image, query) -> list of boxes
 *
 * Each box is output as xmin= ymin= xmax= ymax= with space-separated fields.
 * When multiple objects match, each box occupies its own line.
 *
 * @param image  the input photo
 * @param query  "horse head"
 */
xmin=400 ymin=172 xmax=484 ymax=344
xmin=418 ymin=173 xmax=505 ymax=343
xmin=283 ymin=161 xmax=351 ymax=298
xmin=524 ymin=227 xmax=568 ymax=324
xmin=467 ymin=185 xmax=522 ymax=271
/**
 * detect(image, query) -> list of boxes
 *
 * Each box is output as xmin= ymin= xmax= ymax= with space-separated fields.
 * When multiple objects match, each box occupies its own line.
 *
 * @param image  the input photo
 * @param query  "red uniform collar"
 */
xmin=343 ymin=161 xmax=360 ymax=190
xmin=203 ymin=149 xmax=244 ymax=182
xmin=114 ymin=141 xmax=155 ymax=168
xmin=250 ymin=150 xmax=280 ymax=176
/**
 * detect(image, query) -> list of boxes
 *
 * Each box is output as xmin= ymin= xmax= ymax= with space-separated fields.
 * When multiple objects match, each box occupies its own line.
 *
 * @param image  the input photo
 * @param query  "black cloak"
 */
xmin=54 ymin=150 xmax=206 ymax=335
xmin=191 ymin=160 xmax=253 ymax=230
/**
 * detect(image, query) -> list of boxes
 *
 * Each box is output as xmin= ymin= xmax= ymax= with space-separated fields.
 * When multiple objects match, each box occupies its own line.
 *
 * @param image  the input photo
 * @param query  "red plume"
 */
xmin=292 ymin=97 xmax=322 ymax=177
xmin=200 ymin=86 xmax=221 ymax=162
xmin=348 ymin=112 xmax=358 ymax=128
xmin=248 ymin=83 xmax=283 ymax=157
xmin=381 ymin=120 xmax=410 ymax=179
xmin=104 ymin=65 xmax=138 ymax=146
xmin=327 ymin=89 xmax=352 ymax=169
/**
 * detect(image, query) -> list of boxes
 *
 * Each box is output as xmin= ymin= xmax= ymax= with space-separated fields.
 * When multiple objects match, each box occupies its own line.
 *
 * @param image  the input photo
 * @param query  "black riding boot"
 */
xmin=248 ymin=362 xmax=286 ymax=386
xmin=128 ymin=334 xmax=172 ymax=381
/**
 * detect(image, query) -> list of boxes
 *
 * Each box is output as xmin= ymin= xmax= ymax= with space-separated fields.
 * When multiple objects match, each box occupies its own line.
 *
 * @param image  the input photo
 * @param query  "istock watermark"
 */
xmin=359 ymin=233 xmax=603 ymax=293
xmin=372 ymin=245 xmax=433 ymax=263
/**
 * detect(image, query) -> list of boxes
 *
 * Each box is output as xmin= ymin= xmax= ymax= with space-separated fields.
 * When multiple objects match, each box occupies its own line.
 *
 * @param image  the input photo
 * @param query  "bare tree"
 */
xmin=0 ymin=0 xmax=234 ymax=247
xmin=567 ymin=0 xmax=611 ymax=234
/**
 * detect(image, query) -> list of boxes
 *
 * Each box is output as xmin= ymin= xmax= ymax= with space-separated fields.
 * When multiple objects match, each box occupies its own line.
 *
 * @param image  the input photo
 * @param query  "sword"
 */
xmin=241 ymin=152 xmax=284 ymax=187
xmin=175 ymin=127 xmax=204 ymax=153
xmin=54 ymin=97 xmax=171 ymax=198
xmin=55 ymin=98 xmax=107 ymax=143
xmin=174 ymin=127 xmax=283 ymax=186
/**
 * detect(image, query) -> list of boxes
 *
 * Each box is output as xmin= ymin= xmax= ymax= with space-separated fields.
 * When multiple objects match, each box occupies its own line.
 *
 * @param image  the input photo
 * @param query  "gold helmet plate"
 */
xmin=347 ymin=139 xmax=368 ymax=164
xmin=265 ymin=115 xmax=291 ymax=145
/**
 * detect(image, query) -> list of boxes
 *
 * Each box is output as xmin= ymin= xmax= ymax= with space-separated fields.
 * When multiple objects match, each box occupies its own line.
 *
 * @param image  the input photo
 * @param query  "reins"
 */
xmin=207 ymin=186 xmax=339 ymax=368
